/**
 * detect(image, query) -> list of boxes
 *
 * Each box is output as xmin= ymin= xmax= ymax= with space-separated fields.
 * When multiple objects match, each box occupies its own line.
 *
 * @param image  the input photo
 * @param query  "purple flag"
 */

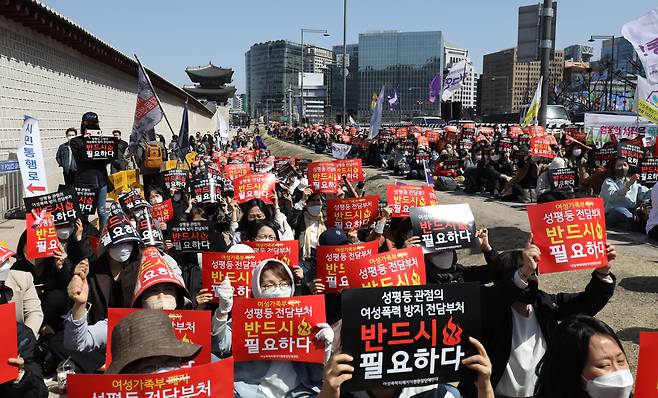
xmin=429 ymin=73 xmax=441 ymax=103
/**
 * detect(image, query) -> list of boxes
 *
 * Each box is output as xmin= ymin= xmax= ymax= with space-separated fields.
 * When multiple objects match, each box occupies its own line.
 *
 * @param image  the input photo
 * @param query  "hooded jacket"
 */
xmin=212 ymin=259 xmax=323 ymax=398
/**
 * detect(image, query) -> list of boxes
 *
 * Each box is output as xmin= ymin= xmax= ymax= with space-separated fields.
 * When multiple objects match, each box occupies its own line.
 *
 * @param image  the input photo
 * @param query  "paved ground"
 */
xmin=264 ymin=134 xmax=658 ymax=376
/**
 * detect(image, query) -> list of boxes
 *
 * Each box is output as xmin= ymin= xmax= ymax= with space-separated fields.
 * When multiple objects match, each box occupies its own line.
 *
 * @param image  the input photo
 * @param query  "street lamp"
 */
xmin=490 ymin=75 xmax=510 ymax=114
xmin=341 ymin=0 xmax=348 ymax=129
xmin=301 ymin=28 xmax=330 ymax=124
xmin=589 ymin=35 xmax=615 ymax=111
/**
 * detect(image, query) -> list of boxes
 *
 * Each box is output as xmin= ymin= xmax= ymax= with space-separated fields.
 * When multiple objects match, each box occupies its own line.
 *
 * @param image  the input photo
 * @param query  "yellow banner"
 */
xmin=638 ymin=100 xmax=658 ymax=125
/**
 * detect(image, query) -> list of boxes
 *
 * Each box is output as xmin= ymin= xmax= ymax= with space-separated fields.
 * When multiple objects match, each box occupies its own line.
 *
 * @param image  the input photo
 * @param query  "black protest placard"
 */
xmin=192 ymin=178 xmax=222 ymax=204
xmin=410 ymin=204 xmax=476 ymax=253
xmin=118 ymin=189 xmax=150 ymax=215
xmin=618 ymin=143 xmax=643 ymax=168
xmin=441 ymin=157 xmax=460 ymax=171
xmin=340 ymin=283 xmax=481 ymax=391
xmin=169 ymin=221 xmax=212 ymax=252
xmin=99 ymin=204 xmax=140 ymax=248
xmin=24 ymin=188 xmax=79 ymax=226
xmin=163 ymin=169 xmax=189 ymax=190
xmin=83 ymin=136 xmax=117 ymax=161
xmin=593 ymin=147 xmax=617 ymax=167
xmin=640 ymin=158 xmax=658 ymax=184
xmin=295 ymin=159 xmax=312 ymax=175
xmin=59 ymin=184 xmax=99 ymax=216
xmin=496 ymin=137 xmax=514 ymax=151
xmin=253 ymin=161 xmax=274 ymax=174
xmin=136 ymin=212 xmax=164 ymax=248
xmin=548 ymin=167 xmax=579 ymax=191
xmin=415 ymin=150 xmax=430 ymax=163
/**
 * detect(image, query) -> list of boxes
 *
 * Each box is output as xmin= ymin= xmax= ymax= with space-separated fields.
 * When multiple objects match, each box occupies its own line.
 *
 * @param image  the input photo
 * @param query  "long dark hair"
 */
xmin=535 ymin=315 xmax=625 ymax=398
xmin=238 ymin=199 xmax=277 ymax=232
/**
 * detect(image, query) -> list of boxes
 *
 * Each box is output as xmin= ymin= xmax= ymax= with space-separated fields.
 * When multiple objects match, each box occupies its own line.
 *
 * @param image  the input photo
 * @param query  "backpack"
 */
xmin=142 ymin=142 xmax=163 ymax=171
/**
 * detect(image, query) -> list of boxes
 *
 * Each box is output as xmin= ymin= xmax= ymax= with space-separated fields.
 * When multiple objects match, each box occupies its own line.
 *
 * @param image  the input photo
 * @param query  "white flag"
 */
xmin=441 ymin=60 xmax=472 ymax=101
xmin=368 ymin=85 xmax=386 ymax=140
xmin=218 ymin=114 xmax=229 ymax=138
xmin=332 ymin=143 xmax=352 ymax=160
xmin=622 ymin=8 xmax=658 ymax=83
xmin=18 ymin=115 xmax=48 ymax=197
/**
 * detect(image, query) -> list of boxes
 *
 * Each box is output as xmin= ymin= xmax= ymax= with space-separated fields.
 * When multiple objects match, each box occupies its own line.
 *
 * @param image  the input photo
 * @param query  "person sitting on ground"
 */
xmin=106 ymin=309 xmax=201 ymax=374
xmin=600 ymin=157 xmax=650 ymax=230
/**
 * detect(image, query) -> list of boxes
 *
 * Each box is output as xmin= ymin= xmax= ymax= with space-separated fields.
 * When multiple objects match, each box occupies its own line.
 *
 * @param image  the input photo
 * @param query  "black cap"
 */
xmin=82 ymin=112 xmax=99 ymax=123
xmin=319 ymin=227 xmax=350 ymax=246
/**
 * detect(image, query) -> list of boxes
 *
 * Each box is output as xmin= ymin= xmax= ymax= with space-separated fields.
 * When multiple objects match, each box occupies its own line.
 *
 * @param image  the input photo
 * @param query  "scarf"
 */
xmin=299 ymin=211 xmax=326 ymax=259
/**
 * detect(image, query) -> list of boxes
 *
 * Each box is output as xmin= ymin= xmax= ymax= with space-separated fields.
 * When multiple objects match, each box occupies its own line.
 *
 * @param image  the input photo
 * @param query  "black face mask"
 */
xmin=518 ymin=279 xmax=539 ymax=304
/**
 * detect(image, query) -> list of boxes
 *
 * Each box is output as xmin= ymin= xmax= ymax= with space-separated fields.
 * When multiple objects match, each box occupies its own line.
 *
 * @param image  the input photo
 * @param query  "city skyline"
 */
xmin=41 ymin=0 xmax=658 ymax=93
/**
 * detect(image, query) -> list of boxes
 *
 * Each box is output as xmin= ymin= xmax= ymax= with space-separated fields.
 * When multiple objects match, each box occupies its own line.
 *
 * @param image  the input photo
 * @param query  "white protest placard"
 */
xmin=18 ymin=115 xmax=48 ymax=197
xmin=622 ymin=8 xmax=658 ymax=84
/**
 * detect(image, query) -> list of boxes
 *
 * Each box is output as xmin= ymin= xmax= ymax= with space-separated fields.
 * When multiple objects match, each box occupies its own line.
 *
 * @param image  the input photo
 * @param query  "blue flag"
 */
xmin=368 ymin=85 xmax=386 ymax=140
xmin=177 ymin=103 xmax=189 ymax=160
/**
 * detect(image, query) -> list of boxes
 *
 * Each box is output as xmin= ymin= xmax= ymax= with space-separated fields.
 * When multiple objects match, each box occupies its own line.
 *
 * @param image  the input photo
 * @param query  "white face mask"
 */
xmin=584 ymin=369 xmax=634 ymax=398
xmin=260 ymin=285 xmax=292 ymax=299
xmin=143 ymin=294 xmax=177 ymax=310
xmin=491 ymin=155 xmax=501 ymax=162
xmin=307 ymin=205 xmax=322 ymax=217
xmin=173 ymin=192 xmax=182 ymax=202
xmin=57 ymin=226 xmax=74 ymax=241
xmin=108 ymin=243 xmax=133 ymax=262
xmin=429 ymin=251 xmax=454 ymax=270
xmin=151 ymin=196 xmax=163 ymax=204
xmin=572 ymin=148 xmax=582 ymax=157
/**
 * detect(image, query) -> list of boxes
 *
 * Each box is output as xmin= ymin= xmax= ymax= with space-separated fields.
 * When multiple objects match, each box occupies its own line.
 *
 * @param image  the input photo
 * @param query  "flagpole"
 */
xmin=134 ymin=54 xmax=177 ymax=138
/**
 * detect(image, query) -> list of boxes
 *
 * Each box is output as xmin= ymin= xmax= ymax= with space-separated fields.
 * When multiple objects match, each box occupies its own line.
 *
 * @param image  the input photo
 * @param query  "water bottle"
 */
xmin=56 ymin=357 xmax=75 ymax=394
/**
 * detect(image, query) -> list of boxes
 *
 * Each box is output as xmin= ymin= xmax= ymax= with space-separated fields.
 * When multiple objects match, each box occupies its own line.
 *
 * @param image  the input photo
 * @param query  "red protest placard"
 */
xmin=25 ymin=211 xmax=58 ymax=260
xmin=417 ymin=136 xmax=429 ymax=149
xmin=316 ymin=240 xmax=378 ymax=293
xmin=233 ymin=173 xmax=276 ymax=204
xmin=345 ymin=247 xmax=426 ymax=288
xmin=0 ymin=302 xmax=18 ymax=384
xmin=333 ymin=159 xmax=365 ymax=182
xmin=527 ymin=198 xmax=607 ymax=274
xmin=244 ymin=240 xmax=299 ymax=267
xmin=529 ymin=136 xmax=556 ymax=158
xmin=151 ymin=199 xmax=174 ymax=223
xmin=307 ymin=161 xmax=339 ymax=193
xmin=68 ymin=357 xmax=234 ymax=398
xmin=326 ymin=195 xmax=379 ymax=231
xmin=526 ymin=125 xmax=546 ymax=139
xmin=232 ymin=295 xmax=326 ymax=363
xmin=634 ymin=332 xmax=658 ymax=398
xmin=425 ymin=131 xmax=440 ymax=143
xmin=386 ymin=185 xmax=438 ymax=218
xmin=224 ymin=163 xmax=252 ymax=181
xmin=202 ymin=252 xmax=270 ymax=301
xmin=106 ymin=308 xmax=211 ymax=367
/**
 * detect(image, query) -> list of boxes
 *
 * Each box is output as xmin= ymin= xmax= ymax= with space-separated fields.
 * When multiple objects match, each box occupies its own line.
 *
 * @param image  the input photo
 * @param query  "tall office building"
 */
xmin=481 ymin=47 xmax=564 ymax=115
xmin=517 ymin=2 xmax=558 ymax=63
xmin=245 ymin=40 xmax=332 ymax=122
xmin=358 ymin=30 xmax=444 ymax=121
xmin=601 ymin=37 xmax=638 ymax=76
xmin=564 ymin=44 xmax=594 ymax=63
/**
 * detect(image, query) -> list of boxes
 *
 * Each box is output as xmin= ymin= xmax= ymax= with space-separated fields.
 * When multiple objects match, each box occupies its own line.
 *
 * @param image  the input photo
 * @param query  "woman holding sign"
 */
xmin=601 ymin=157 xmax=651 ymax=230
xmin=212 ymin=258 xmax=334 ymax=397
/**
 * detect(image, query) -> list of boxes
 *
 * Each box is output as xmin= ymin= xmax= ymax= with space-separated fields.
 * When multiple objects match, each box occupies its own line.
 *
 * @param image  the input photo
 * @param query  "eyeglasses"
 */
xmin=261 ymin=281 xmax=292 ymax=290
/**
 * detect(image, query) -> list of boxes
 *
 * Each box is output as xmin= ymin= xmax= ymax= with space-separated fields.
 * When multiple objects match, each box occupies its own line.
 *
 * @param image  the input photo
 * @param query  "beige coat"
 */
xmin=5 ymin=269 xmax=43 ymax=337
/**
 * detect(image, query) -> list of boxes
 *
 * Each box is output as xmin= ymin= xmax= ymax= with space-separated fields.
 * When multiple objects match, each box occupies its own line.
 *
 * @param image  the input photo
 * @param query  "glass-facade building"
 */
xmin=358 ymin=31 xmax=444 ymax=121
xmin=245 ymin=40 xmax=302 ymax=121
xmin=601 ymin=37 xmax=638 ymax=76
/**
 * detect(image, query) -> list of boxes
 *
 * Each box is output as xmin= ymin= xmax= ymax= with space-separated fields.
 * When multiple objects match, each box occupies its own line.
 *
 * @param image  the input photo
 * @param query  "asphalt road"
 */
xmin=263 ymin=134 xmax=658 ymax=375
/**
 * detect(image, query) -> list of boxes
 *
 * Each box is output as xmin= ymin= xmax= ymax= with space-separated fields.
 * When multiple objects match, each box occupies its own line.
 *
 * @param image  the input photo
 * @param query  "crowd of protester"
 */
xmin=270 ymin=122 xmax=658 ymax=238
xmin=0 ymin=112 xmax=646 ymax=398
